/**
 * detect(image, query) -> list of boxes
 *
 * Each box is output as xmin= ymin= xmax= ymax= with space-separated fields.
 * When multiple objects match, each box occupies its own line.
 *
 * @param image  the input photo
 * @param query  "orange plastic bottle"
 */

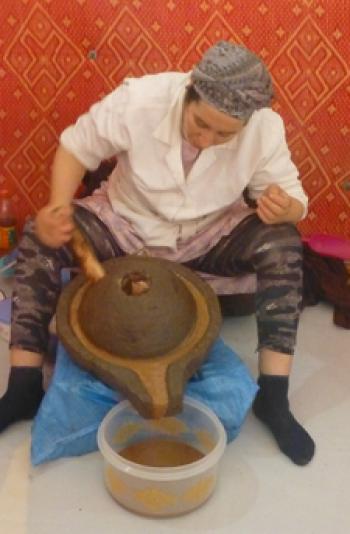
xmin=0 ymin=189 xmax=17 ymax=255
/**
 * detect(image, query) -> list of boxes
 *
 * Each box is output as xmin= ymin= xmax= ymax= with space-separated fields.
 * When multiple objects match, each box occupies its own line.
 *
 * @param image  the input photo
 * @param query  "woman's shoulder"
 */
xmin=123 ymin=71 xmax=189 ymax=103
xmin=249 ymin=108 xmax=285 ymax=133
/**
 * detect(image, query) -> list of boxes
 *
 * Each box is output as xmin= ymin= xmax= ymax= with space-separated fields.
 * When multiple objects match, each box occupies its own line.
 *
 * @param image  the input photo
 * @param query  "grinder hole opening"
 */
xmin=121 ymin=272 xmax=151 ymax=296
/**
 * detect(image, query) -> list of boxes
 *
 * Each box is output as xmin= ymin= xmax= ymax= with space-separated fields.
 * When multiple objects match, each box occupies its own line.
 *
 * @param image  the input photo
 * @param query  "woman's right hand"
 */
xmin=34 ymin=204 xmax=75 ymax=248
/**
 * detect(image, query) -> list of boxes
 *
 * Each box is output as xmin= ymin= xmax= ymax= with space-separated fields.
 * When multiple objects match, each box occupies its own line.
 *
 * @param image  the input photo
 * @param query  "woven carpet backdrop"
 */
xmin=0 ymin=0 xmax=349 ymax=236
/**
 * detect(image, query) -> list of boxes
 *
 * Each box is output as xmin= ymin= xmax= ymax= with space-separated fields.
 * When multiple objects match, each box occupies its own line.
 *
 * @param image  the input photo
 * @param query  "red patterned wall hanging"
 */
xmin=0 ymin=0 xmax=349 ymax=237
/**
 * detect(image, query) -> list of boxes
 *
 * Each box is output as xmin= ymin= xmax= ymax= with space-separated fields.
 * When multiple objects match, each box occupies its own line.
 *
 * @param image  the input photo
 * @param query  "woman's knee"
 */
xmin=254 ymin=223 xmax=303 ymax=272
xmin=19 ymin=218 xmax=36 ymax=243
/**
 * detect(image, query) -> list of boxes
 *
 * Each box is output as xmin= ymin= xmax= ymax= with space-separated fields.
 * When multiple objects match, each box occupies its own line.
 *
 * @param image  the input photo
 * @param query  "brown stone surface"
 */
xmin=56 ymin=256 xmax=222 ymax=418
xmin=78 ymin=257 xmax=196 ymax=358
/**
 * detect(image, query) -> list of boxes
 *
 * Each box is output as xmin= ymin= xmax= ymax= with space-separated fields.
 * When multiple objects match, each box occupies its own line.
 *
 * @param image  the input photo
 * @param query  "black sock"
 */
xmin=0 ymin=367 xmax=44 ymax=433
xmin=252 ymin=374 xmax=315 ymax=466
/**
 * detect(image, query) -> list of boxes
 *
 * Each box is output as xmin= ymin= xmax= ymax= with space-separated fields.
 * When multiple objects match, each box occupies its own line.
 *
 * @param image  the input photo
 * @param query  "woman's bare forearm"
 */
xmin=49 ymin=144 xmax=87 ymax=206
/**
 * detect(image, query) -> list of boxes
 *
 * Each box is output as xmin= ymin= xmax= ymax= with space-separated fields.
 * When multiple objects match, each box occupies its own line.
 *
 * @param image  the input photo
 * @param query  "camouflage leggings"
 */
xmin=185 ymin=214 xmax=303 ymax=355
xmin=11 ymin=207 xmax=302 ymax=357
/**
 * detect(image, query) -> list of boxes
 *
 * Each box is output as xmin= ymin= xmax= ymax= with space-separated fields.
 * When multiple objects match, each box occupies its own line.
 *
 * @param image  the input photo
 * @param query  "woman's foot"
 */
xmin=0 ymin=367 xmax=44 ymax=433
xmin=253 ymin=374 xmax=315 ymax=466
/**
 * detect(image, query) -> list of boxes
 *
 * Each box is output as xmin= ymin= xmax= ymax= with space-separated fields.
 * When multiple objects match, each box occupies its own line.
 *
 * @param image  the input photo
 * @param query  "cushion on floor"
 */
xmin=31 ymin=337 xmax=258 ymax=465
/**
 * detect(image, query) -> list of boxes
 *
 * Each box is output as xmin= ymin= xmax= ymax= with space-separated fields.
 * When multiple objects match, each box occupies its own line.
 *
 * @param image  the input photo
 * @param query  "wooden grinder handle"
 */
xmin=70 ymin=227 xmax=105 ymax=283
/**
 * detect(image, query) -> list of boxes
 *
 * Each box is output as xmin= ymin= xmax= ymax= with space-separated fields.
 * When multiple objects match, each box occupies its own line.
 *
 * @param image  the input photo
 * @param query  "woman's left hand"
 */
xmin=256 ymin=184 xmax=293 ymax=224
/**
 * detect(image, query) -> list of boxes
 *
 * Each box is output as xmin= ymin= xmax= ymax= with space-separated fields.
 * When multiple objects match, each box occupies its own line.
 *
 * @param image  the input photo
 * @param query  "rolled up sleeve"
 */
xmin=248 ymin=113 xmax=308 ymax=218
xmin=60 ymin=83 xmax=130 ymax=170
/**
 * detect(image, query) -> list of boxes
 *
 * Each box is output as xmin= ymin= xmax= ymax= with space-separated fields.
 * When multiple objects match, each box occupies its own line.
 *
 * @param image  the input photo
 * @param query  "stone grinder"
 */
xmin=56 ymin=228 xmax=222 ymax=419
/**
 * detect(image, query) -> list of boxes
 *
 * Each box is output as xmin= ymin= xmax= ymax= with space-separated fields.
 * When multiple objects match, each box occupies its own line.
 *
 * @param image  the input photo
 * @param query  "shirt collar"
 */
xmin=152 ymin=73 xmax=191 ymax=145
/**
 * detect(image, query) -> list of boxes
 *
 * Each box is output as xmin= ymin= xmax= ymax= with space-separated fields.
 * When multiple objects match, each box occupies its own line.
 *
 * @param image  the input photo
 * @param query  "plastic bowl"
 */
xmin=97 ymin=396 xmax=227 ymax=517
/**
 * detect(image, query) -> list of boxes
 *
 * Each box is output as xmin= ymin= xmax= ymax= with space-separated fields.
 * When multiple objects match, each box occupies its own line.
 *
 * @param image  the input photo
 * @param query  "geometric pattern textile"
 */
xmin=1 ymin=0 xmax=349 ymax=237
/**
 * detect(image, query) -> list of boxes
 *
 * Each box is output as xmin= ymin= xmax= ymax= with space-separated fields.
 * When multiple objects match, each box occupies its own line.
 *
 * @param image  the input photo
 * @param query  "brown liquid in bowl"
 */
xmin=118 ymin=437 xmax=205 ymax=467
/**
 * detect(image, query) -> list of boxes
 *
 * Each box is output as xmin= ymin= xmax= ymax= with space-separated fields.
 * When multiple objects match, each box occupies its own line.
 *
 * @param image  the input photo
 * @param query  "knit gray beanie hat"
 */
xmin=191 ymin=41 xmax=274 ymax=120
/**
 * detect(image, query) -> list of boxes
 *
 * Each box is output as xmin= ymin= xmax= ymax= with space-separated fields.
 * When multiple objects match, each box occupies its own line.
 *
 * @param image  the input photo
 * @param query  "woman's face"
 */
xmin=182 ymin=98 xmax=245 ymax=150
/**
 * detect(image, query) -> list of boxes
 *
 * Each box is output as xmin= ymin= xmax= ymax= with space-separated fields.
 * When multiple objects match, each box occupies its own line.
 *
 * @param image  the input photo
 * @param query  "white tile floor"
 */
xmin=0 ymin=285 xmax=349 ymax=533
